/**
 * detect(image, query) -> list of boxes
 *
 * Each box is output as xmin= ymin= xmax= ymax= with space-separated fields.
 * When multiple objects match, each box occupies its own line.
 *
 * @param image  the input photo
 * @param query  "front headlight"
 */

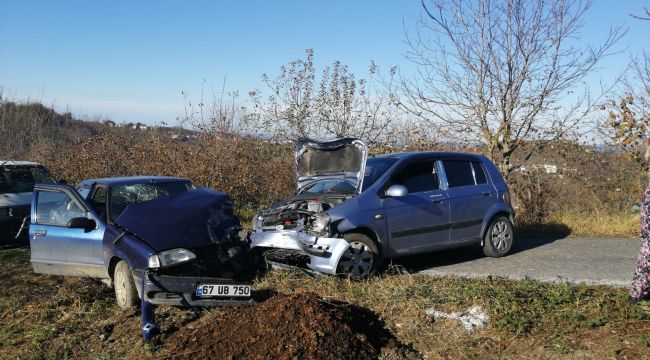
xmin=148 ymin=248 xmax=196 ymax=269
xmin=252 ymin=215 xmax=263 ymax=232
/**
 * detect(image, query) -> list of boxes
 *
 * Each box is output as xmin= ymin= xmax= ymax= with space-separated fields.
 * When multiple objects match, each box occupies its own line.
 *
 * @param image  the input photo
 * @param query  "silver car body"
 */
xmin=249 ymin=138 xmax=368 ymax=274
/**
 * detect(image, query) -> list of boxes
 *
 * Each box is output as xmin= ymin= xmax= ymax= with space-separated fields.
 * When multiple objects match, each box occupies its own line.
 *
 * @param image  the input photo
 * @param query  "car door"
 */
xmin=442 ymin=159 xmax=495 ymax=243
xmin=384 ymin=158 xmax=451 ymax=255
xmin=29 ymin=184 xmax=106 ymax=277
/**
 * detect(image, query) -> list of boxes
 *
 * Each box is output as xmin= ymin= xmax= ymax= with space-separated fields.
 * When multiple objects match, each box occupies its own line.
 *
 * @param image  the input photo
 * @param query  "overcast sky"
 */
xmin=1 ymin=0 xmax=648 ymax=125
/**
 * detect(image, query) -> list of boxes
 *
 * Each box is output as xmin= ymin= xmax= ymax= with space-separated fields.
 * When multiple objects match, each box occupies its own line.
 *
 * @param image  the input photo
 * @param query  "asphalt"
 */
xmin=392 ymin=236 xmax=642 ymax=288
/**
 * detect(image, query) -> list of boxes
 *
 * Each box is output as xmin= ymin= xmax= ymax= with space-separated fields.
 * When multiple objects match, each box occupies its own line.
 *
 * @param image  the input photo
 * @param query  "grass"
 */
xmin=517 ymin=211 xmax=640 ymax=238
xmin=1 ymin=246 xmax=648 ymax=359
xmin=256 ymin=269 xmax=650 ymax=358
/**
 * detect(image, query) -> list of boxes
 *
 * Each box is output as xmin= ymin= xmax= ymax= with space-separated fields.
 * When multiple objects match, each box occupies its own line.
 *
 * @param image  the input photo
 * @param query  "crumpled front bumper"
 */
xmin=134 ymin=270 xmax=254 ymax=306
xmin=249 ymin=229 xmax=350 ymax=274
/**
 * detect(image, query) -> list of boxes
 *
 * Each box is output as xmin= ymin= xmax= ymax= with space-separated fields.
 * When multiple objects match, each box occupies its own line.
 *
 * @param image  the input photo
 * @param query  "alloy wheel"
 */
xmin=338 ymin=241 xmax=375 ymax=278
xmin=115 ymin=271 xmax=127 ymax=306
xmin=490 ymin=219 xmax=513 ymax=251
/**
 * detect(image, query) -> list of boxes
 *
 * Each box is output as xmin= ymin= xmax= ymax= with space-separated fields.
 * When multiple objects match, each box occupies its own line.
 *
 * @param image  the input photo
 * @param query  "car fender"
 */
xmin=106 ymin=232 xmax=156 ymax=272
xmin=332 ymin=210 xmax=387 ymax=256
xmin=480 ymin=203 xmax=515 ymax=242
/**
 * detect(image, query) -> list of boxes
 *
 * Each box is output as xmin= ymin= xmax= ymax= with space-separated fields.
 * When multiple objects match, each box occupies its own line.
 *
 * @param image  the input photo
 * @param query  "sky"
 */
xmin=0 ymin=0 xmax=648 ymax=125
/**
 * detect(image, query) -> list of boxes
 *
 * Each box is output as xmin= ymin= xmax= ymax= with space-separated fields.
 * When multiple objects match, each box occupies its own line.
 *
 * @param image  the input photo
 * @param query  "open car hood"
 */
xmin=115 ymin=188 xmax=241 ymax=252
xmin=296 ymin=138 xmax=368 ymax=193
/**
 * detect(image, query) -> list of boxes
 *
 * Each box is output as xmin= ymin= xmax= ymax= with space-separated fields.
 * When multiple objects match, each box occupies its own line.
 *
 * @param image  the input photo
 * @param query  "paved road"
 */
xmin=392 ymin=236 xmax=642 ymax=288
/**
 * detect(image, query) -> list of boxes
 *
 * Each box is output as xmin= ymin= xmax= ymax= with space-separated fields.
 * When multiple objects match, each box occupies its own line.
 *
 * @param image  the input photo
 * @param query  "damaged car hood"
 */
xmin=115 ymin=188 xmax=241 ymax=252
xmin=296 ymin=138 xmax=368 ymax=193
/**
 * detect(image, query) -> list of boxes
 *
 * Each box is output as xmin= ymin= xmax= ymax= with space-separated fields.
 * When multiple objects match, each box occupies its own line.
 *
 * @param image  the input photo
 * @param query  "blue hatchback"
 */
xmin=250 ymin=138 xmax=515 ymax=278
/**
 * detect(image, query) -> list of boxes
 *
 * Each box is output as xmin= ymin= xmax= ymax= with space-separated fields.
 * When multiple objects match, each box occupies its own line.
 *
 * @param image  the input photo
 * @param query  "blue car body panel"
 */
xmin=115 ymin=188 xmax=237 ymax=252
xmin=29 ymin=183 xmax=107 ymax=277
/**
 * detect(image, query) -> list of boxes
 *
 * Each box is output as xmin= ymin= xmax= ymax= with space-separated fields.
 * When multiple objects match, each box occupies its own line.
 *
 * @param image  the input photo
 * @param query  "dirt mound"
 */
xmin=166 ymin=292 xmax=407 ymax=360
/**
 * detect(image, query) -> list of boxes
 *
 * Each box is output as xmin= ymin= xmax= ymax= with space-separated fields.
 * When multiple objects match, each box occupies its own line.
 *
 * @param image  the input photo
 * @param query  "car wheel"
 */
xmin=482 ymin=216 xmax=514 ymax=257
xmin=336 ymin=233 xmax=379 ymax=280
xmin=113 ymin=260 xmax=138 ymax=309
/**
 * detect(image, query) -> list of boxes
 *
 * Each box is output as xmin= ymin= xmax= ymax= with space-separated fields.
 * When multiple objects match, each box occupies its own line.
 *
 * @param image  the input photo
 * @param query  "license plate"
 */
xmin=196 ymin=284 xmax=251 ymax=297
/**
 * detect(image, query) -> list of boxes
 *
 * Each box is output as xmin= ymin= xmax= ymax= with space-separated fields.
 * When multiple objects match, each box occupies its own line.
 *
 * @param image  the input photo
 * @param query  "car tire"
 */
xmin=113 ymin=260 xmax=138 ymax=309
xmin=482 ymin=216 xmax=514 ymax=258
xmin=336 ymin=233 xmax=380 ymax=280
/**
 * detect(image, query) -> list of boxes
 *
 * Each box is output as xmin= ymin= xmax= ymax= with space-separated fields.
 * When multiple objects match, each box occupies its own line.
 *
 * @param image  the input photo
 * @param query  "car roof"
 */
xmin=370 ymin=151 xmax=485 ymax=160
xmin=0 ymin=160 xmax=43 ymax=166
xmin=77 ymin=176 xmax=190 ymax=188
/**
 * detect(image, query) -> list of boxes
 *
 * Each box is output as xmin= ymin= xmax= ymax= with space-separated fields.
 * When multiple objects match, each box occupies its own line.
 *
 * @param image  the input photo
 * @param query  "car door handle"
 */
xmin=482 ymin=191 xmax=491 ymax=196
xmin=34 ymin=230 xmax=47 ymax=236
xmin=430 ymin=194 xmax=444 ymax=202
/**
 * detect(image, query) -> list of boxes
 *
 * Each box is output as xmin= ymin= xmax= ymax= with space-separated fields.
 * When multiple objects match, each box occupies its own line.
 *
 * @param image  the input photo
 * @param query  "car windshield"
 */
xmin=109 ymin=181 xmax=191 ymax=221
xmin=0 ymin=165 xmax=56 ymax=194
xmin=301 ymin=180 xmax=356 ymax=195
xmin=362 ymin=158 xmax=398 ymax=191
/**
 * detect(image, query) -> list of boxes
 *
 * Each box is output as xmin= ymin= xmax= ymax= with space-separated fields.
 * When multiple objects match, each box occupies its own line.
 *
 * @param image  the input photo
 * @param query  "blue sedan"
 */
xmin=28 ymin=176 xmax=254 ymax=338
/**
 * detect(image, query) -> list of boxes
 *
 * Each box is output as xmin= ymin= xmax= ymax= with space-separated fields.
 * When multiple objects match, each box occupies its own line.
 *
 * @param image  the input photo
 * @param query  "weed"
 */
xmin=31 ymin=325 xmax=55 ymax=346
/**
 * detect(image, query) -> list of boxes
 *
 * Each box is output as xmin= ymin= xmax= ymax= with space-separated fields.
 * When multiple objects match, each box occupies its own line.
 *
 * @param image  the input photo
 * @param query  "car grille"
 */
xmin=156 ymin=243 xmax=255 ymax=281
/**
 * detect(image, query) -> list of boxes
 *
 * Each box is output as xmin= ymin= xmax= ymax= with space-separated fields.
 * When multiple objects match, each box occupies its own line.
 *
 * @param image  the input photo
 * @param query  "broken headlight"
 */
xmin=148 ymin=248 xmax=196 ymax=269
xmin=308 ymin=213 xmax=331 ymax=236
xmin=252 ymin=215 xmax=263 ymax=232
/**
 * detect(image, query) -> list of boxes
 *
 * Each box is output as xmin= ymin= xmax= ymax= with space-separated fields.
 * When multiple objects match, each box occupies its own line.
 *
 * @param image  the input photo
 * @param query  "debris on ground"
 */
xmin=166 ymin=292 xmax=417 ymax=360
xmin=425 ymin=305 xmax=489 ymax=334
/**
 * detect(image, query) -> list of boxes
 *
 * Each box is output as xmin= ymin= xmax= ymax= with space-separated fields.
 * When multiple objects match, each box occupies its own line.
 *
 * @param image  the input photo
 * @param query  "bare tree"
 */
xmin=249 ymin=49 xmax=397 ymax=144
xmin=179 ymin=78 xmax=246 ymax=135
xmin=630 ymin=6 xmax=650 ymax=20
xmin=604 ymin=52 xmax=650 ymax=164
xmin=395 ymin=0 xmax=624 ymax=178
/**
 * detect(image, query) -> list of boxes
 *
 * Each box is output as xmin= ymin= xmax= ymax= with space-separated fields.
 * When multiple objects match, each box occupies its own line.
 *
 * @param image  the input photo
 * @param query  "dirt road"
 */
xmin=393 ymin=236 xmax=641 ymax=288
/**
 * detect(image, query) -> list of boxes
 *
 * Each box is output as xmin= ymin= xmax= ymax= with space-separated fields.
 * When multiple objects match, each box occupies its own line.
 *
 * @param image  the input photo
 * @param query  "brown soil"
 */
xmin=165 ymin=292 xmax=408 ymax=360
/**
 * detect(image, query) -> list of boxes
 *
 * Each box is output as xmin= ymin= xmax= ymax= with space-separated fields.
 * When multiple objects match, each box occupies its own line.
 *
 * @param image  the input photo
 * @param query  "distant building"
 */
xmin=104 ymin=120 xmax=116 ymax=128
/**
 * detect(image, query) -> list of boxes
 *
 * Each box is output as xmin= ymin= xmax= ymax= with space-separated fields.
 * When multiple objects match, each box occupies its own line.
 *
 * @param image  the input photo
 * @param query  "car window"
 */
xmin=0 ymin=165 xmax=56 ymax=194
xmin=302 ymin=180 xmax=356 ymax=194
xmin=90 ymin=187 xmax=108 ymax=221
xmin=362 ymin=158 xmax=397 ymax=191
xmin=35 ymin=190 xmax=86 ymax=226
xmin=442 ymin=160 xmax=476 ymax=188
xmin=391 ymin=160 xmax=439 ymax=193
xmin=77 ymin=186 xmax=91 ymax=199
xmin=109 ymin=181 xmax=191 ymax=221
xmin=472 ymin=162 xmax=488 ymax=184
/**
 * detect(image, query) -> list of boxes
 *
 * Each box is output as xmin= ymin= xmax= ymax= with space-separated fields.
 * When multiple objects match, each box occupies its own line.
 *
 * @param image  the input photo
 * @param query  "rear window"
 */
xmin=442 ymin=161 xmax=475 ymax=188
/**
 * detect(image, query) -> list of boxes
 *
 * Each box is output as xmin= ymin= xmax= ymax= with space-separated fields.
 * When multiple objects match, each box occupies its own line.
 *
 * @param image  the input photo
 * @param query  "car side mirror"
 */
xmin=385 ymin=184 xmax=408 ymax=197
xmin=67 ymin=217 xmax=96 ymax=231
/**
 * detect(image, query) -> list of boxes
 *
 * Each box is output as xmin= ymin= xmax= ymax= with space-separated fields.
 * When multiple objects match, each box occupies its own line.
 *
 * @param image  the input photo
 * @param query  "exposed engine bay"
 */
xmin=248 ymin=137 xmax=368 ymax=275
xmin=250 ymin=195 xmax=355 ymax=275
xmin=256 ymin=196 xmax=348 ymax=235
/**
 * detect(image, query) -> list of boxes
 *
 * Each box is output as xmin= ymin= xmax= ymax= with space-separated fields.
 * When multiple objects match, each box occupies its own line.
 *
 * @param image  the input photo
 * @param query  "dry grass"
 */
xmin=1 ymin=246 xmax=649 ymax=359
xmin=256 ymin=269 xmax=650 ymax=359
xmin=553 ymin=211 xmax=640 ymax=237
xmin=518 ymin=211 xmax=640 ymax=238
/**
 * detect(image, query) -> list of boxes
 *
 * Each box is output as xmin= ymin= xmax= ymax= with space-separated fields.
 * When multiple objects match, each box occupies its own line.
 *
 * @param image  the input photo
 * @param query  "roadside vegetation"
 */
xmin=1 ymin=246 xmax=648 ymax=359
xmin=0 ymin=96 xmax=645 ymax=237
